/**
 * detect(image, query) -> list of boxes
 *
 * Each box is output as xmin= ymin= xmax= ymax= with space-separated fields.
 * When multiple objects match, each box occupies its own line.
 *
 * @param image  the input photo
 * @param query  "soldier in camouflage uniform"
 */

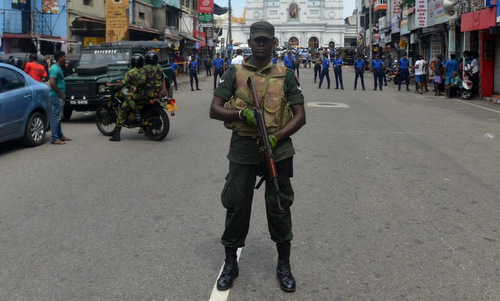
xmin=210 ymin=21 xmax=306 ymax=293
xmin=109 ymin=53 xmax=145 ymax=142
xmin=141 ymin=51 xmax=166 ymax=101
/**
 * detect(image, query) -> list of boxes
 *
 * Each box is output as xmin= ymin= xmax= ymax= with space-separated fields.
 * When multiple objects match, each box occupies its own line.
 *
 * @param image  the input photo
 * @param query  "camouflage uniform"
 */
xmin=140 ymin=64 xmax=164 ymax=101
xmin=116 ymin=67 xmax=145 ymax=127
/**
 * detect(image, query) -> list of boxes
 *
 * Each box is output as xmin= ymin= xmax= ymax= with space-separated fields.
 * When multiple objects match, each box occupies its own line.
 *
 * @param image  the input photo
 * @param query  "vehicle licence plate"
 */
xmin=69 ymin=100 xmax=88 ymax=105
xmin=166 ymin=103 xmax=178 ymax=112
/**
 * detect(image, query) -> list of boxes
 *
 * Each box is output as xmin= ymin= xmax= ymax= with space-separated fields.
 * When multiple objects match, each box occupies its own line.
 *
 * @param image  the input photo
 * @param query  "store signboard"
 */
xmin=106 ymin=0 xmax=129 ymax=42
xmin=416 ymin=0 xmax=427 ymax=28
xmin=427 ymin=0 xmax=447 ymax=26
xmin=198 ymin=0 xmax=214 ymax=14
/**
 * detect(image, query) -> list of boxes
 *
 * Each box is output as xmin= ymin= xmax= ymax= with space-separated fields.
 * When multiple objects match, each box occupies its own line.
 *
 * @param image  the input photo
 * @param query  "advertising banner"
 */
xmin=427 ymin=0 xmax=447 ymax=26
xmin=391 ymin=0 xmax=402 ymax=33
xmin=106 ymin=0 xmax=130 ymax=42
xmin=41 ymin=0 xmax=60 ymax=14
xmin=199 ymin=13 xmax=213 ymax=22
xmin=198 ymin=0 xmax=214 ymax=14
xmin=416 ymin=0 xmax=428 ymax=28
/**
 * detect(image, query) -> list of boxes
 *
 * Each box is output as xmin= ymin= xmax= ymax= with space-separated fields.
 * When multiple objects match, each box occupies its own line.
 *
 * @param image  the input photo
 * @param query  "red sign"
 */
xmin=461 ymin=7 xmax=497 ymax=32
xmin=198 ymin=0 xmax=213 ymax=14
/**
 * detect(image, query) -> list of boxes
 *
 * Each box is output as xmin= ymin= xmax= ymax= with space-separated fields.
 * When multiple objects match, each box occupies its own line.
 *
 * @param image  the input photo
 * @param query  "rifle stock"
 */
xmin=247 ymin=75 xmax=284 ymax=213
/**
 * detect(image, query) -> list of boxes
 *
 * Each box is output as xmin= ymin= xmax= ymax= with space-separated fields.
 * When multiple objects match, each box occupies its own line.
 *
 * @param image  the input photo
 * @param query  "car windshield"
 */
xmin=79 ymin=49 xmax=131 ymax=65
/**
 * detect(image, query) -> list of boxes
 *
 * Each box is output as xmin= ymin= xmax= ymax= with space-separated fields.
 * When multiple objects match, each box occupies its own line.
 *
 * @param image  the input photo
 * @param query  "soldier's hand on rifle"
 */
xmin=241 ymin=108 xmax=258 ymax=127
xmin=268 ymin=134 xmax=278 ymax=150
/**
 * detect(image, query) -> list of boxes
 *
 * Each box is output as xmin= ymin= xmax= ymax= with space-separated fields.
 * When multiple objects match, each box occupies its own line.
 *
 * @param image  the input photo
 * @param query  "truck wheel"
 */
xmin=21 ymin=112 xmax=46 ymax=147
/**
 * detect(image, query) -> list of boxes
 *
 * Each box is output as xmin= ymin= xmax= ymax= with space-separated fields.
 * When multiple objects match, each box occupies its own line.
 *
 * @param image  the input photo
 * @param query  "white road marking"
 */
xmin=307 ymin=102 xmax=350 ymax=108
xmin=208 ymin=248 xmax=243 ymax=301
xmin=452 ymin=98 xmax=500 ymax=114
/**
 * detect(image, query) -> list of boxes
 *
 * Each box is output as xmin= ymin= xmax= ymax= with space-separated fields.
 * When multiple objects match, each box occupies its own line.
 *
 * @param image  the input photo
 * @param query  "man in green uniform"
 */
xmin=108 ymin=53 xmax=145 ymax=142
xmin=209 ymin=21 xmax=306 ymax=293
xmin=141 ymin=51 xmax=166 ymax=100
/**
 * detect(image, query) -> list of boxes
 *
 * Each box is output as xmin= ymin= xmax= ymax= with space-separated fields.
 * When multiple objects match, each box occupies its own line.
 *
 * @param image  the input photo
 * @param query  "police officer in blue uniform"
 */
xmin=397 ymin=53 xmax=411 ymax=91
xmin=318 ymin=52 xmax=330 ymax=89
xmin=371 ymin=54 xmax=384 ymax=91
xmin=353 ymin=54 xmax=366 ymax=90
xmin=213 ymin=53 xmax=225 ymax=90
xmin=333 ymin=54 xmax=344 ymax=90
xmin=189 ymin=58 xmax=201 ymax=91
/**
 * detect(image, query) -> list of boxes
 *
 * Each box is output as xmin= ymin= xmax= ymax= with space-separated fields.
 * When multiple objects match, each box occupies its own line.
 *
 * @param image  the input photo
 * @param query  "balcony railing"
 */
xmin=0 ymin=9 xmax=53 ymax=36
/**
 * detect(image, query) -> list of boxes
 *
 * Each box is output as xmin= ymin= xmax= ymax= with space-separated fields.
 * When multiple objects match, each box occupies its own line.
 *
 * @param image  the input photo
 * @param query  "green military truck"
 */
xmin=63 ymin=41 xmax=175 ymax=121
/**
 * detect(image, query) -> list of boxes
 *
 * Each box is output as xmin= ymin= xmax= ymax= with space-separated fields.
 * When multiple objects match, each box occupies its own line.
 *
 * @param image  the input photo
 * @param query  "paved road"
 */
xmin=1 ymin=66 xmax=500 ymax=300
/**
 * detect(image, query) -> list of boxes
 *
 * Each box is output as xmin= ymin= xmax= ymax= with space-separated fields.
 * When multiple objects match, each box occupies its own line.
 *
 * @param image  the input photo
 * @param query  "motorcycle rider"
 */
xmin=141 ymin=51 xmax=167 ymax=100
xmin=108 ymin=53 xmax=146 ymax=142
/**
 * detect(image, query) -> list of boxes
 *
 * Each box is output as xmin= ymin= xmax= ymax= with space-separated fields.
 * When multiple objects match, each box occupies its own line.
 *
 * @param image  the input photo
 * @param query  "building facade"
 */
xmin=219 ymin=0 xmax=345 ymax=49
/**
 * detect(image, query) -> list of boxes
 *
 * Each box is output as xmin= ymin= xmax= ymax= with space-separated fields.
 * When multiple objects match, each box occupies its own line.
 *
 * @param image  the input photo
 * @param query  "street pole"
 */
xmin=228 ymin=0 xmax=232 ymax=59
xmin=369 ymin=0 xmax=373 ymax=61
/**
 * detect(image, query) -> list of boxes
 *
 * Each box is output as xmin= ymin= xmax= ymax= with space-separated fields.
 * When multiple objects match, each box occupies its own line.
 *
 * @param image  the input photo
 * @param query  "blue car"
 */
xmin=0 ymin=62 xmax=51 ymax=147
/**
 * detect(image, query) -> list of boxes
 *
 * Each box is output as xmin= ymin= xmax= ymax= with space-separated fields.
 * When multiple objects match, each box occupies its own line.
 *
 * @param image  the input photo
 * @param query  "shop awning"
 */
xmin=165 ymin=33 xmax=183 ymax=41
xmin=129 ymin=26 xmax=162 ymax=35
xmin=75 ymin=16 xmax=105 ymax=25
xmin=179 ymin=32 xmax=204 ymax=42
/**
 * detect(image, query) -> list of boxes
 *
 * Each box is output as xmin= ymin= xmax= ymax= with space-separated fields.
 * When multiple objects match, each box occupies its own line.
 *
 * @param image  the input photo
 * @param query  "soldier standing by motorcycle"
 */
xmin=108 ymin=53 xmax=145 ymax=142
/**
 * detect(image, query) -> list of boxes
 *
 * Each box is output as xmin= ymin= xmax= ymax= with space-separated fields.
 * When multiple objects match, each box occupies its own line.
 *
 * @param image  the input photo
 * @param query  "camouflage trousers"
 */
xmin=116 ymin=91 xmax=147 ymax=127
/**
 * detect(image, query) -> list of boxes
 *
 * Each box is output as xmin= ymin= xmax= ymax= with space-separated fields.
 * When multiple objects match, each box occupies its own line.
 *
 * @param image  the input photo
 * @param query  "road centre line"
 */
xmin=209 ymin=248 xmax=243 ymax=301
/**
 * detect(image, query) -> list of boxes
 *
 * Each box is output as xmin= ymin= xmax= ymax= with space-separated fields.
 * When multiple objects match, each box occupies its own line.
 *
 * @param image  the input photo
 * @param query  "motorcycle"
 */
xmin=385 ymin=66 xmax=398 ymax=83
xmin=461 ymin=64 xmax=473 ymax=99
xmin=95 ymin=84 xmax=177 ymax=141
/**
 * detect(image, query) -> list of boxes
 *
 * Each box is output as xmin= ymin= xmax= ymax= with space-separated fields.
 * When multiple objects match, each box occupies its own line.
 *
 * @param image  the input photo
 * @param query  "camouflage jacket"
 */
xmin=141 ymin=65 xmax=164 ymax=98
xmin=122 ymin=67 xmax=145 ymax=89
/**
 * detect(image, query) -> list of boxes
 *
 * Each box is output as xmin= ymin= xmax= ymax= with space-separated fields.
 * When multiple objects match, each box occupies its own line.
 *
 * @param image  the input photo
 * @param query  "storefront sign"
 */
xmin=391 ymin=0 xmax=402 ymax=33
xmin=198 ymin=0 xmax=214 ymax=14
xmin=198 ymin=13 xmax=213 ymax=22
xmin=486 ymin=0 xmax=497 ymax=7
xmin=106 ymin=0 xmax=129 ymax=42
xmin=427 ymin=0 xmax=447 ymax=26
xmin=498 ymin=1 xmax=500 ymax=23
xmin=461 ymin=7 xmax=497 ymax=31
xmin=416 ymin=0 xmax=428 ymax=28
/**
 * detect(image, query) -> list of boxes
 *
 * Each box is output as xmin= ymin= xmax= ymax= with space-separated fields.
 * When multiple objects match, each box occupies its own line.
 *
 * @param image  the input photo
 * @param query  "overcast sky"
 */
xmin=214 ymin=1 xmax=356 ymax=19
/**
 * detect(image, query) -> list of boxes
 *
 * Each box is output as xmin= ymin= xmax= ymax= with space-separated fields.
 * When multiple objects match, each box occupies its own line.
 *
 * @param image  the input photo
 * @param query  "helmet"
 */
xmin=130 ymin=53 xmax=144 ymax=68
xmin=145 ymin=51 xmax=158 ymax=65
xmin=9 ymin=57 xmax=23 ymax=69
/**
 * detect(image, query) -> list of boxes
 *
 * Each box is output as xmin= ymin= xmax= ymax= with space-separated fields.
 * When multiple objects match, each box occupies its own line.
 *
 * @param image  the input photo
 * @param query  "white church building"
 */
xmin=216 ymin=0 xmax=346 ymax=49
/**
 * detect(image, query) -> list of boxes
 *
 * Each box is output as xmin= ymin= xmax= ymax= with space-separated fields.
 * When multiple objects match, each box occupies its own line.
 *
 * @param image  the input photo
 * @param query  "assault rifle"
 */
xmin=247 ymin=75 xmax=284 ymax=214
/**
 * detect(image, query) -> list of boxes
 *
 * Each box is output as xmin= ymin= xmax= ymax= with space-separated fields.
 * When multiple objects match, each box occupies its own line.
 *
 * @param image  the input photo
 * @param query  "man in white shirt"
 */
xmin=231 ymin=49 xmax=244 ymax=65
xmin=414 ymin=55 xmax=426 ymax=94
xmin=471 ymin=52 xmax=479 ymax=96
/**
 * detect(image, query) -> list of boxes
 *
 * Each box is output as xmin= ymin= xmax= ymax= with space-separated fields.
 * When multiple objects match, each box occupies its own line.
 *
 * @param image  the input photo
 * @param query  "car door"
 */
xmin=0 ymin=67 xmax=32 ymax=139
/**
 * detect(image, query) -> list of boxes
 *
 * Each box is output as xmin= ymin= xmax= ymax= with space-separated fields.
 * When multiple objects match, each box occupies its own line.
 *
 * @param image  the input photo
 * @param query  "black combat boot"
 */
xmin=277 ymin=242 xmax=296 ymax=292
xmin=109 ymin=127 xmax=121 ymax=141
xmin=128 ymin=108 xmax=141 ymax=123
xmin=216 ymin=247 xmax=239 ymax=291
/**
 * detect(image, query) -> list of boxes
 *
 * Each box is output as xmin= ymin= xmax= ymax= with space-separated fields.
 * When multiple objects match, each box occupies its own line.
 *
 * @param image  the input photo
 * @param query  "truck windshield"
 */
xmin=79 ymin=49 xmax=131 ymax=65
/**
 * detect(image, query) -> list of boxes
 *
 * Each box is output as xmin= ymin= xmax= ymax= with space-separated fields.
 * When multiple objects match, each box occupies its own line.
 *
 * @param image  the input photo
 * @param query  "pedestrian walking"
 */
xmin=318 ymin=52 xmax=330 ymax=89
xmin=353 ymin=54 xmax=366 ymax=90
xmin=188 ymin=57 xmax=201 ymax=91
xmin=49 ymin=50 xmax=72 ymax=145
xmin=397 ymin=53 xmax=411 ymax=91
xmin=213 ymin=53 xmax=225 ymax=90
xmin=209 ymin=20 xmax=306 ymax=293
xmin=372 ymin=54 xmax=384 ymax=91
xmin=332 ymin=54 xmax=344 ymax=89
